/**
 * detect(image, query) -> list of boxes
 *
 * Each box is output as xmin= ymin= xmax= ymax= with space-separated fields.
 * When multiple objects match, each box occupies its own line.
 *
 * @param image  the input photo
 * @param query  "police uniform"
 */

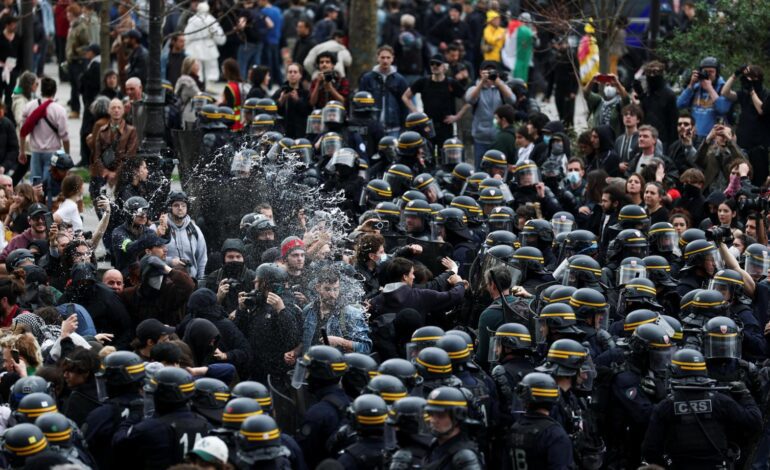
xmin=508 ymin=412 xmax=574 ymax=470
xmin=643 ymin=386 xmax=762 ymax=469
xmin=337 ymin=436 xmax=386 ymax=469
xmin=112 ymin=408 xmax=213 ymax=470
xmin=423 ymin=433 xmax=483 ymax=470
xmin=83 ymin=393 xmax=144 ymax=470
xmin=296 ymin=385 xmax=351 ymax=468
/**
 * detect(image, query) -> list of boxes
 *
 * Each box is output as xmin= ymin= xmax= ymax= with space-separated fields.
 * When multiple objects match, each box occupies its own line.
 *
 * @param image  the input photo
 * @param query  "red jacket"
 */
xmin=54 ymin=0 xmax=70 ymax=38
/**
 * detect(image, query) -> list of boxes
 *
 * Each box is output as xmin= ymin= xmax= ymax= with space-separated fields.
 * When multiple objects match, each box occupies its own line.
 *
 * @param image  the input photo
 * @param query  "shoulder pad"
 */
xmin=452 ymin=448 xmax=482 ymax=469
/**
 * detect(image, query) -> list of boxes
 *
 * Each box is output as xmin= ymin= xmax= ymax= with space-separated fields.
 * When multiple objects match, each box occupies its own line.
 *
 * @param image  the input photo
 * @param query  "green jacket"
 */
xmin=490 ymin=125 xmax=517 ymax=163
xmin=475 ymin=294 xmax=516 ymax=368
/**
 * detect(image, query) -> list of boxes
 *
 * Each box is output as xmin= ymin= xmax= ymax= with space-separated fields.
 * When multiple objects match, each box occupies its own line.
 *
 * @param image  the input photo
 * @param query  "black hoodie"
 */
xmin=183 ymin=318 xmax=220 ymax=367
xmin=586 ymin=125 xmax=620 ymax=177
xmin=177 ymin=288 xmax=251 ymax=377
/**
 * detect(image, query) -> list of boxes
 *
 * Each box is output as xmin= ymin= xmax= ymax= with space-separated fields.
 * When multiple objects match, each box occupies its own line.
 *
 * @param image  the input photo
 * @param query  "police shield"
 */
xmin=268 ymin=373 xmax=308 ymax=435
xmin=172 ymin=128 xmax=203 ymax=192
xmin=407 ymin=237 xmax=451 ymax=276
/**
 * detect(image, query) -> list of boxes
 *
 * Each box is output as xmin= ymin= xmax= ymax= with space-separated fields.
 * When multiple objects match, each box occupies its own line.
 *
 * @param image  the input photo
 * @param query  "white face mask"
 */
xmin=728 ymin=246 xmax=741 ymax=259
xmin=603 ymin=86 xmax=617 ymax=99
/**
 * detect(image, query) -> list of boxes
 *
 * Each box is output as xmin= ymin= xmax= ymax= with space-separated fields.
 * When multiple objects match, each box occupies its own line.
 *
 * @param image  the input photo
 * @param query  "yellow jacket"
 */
xmin=482 ymin=25 xmax=506 ymax=62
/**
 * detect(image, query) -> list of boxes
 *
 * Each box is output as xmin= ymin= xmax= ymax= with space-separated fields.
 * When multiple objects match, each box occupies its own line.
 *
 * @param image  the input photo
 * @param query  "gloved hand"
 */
xmin=729 ymin=381 xmax=752 ymax=401
xmin=640 ymin=376 xmax=665 ymax=401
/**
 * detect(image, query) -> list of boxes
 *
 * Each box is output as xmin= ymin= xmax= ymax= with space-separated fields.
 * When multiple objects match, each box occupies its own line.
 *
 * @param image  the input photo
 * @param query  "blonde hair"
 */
xmin=0 ymin=333 xmax=43 ymax=368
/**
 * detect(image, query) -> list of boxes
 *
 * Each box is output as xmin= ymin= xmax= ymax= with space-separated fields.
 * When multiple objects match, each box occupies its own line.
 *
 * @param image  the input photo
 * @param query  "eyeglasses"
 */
xmin=677 ymin=123 xmax=691 ymax=127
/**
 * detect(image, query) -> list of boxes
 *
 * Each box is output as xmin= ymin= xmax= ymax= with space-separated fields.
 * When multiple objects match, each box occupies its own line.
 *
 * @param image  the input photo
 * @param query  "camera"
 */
xmin=282 ymin=84 xmax=293 ymax=93
xmin=697 ymin=68 xmax=709 ymax=81
xmin=705 ymin=225 xmax=733 ymax=245
xmin=243 ymin=289 xmax=265 ymax=309
xmin=487 ymin=71 xmax=498 ymax=81
xmin=323 ymin=71 xmax=334 ymax=83
xmin=224 ymin=278 xmax=240 ymax=289
xmin=739 ymin=196 xmax=769 ymax=215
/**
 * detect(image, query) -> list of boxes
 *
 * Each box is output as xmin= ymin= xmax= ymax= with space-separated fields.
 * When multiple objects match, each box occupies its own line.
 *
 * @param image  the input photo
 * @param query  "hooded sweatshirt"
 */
xmin=176 ymin=288 xmax=251 ymax=377
xmin=166 ymin=215 xmax=208 ymax=282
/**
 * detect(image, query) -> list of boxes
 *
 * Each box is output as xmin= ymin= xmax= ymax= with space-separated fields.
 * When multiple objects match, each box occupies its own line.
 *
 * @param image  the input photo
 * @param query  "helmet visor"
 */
xmin=321 ymin=137 xmax=342 ymax=157
xmin=442 ymin=145 xmax=463 ymax=166
xmin=291 ymin=361 xmax=308 ymax=390
xmin=400 ymin=213 xmax=425 ymax=235
xmin=703 ymin=250 xmax=725 ymax=273
xmin=418 ymin=181 xmax=444 ymax=203
xmin=745 ymin=250 xmax=770 ymax=278
xmin=516 ymin=166 xmax=541 ymax=186
xmin=488 ymin=218 xmax=513 ymax=233
xmin=551 ymin=218 xmax=574 ymax=236
xmin=306 ymin=115 xmax=323 ymax=134
xmin=383 ymin=171 xmax=410 ymax=192
xmin=405 ymin=340 xmax=437 ymax=360
xmin=654 ymin=232 xmax=677 ymax=253
xmin=704 ymin=332 xmax=741 ymax=359
xmin=706 ymin=279 xmax=732 ymax=300
xmin=649 ymin=347 xmax=674 ymax=374
xmin=617 ymin=265 xmax=647 ymax=286
xmin=322 ymin=106 xmax=345 ymax=126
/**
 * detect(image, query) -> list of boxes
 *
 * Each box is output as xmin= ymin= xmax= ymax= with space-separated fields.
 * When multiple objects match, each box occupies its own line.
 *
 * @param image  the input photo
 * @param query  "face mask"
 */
xmin=493 ymin=117 xmax=500 ymax=130
xmin=728 ymin=246 xmax=741 ymax=259
xmin=551 ymin=142 xmax=564 ymax=155
xmin=603 ymin=86 xmax=617 ymax=99
xmin=567 ymin=171 xmax=581 ymax=185
xmin=222 ymin=261 xmax=244 ymax=277
xmin=377 ymin=253 xmax=388 ymax=265
xmin=543 ymin=134 xmax=551 ymax=144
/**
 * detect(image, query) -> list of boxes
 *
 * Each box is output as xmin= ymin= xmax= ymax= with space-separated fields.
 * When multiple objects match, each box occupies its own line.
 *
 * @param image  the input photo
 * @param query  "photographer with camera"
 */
xmin=695 ymin=122 xmax=745 ymax=192
xmin=204 ymin=239 xmax=255 ymax=315
xmin=465 ymin=61 xmax=516 ymax=168
xmin=721 ymin=64 xmax=770 ymax=187
xmin=232 ymin=263 xmax=302 ymax=383
xmin=273 ymin=63 xmax=311 ymax=138
xmin=676 ymin=56 xmax=731 ymax=139
xmin=308 ymin=51 xmax=349 ymax=110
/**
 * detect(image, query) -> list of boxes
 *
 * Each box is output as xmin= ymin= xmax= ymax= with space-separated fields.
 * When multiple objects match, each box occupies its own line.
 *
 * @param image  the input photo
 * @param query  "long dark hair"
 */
xmin=586 ymin=169 xmax=609 ymax=204
xmin=116 ymin=157 xmax=146 ymax=191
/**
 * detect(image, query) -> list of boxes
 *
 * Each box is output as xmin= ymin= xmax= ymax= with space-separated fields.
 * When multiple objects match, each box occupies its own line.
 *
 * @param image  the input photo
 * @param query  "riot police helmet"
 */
xmin=222 ymin=397 xmax=263 ymax=430
xmin=414 ymin=347 xmax=453 ymax=381
xmin=231 ymin=381 xmax=273 ymax=413
xmin=291 ymin=345 xmax=348 ymax=389
xmin=378 ymin=358 xmax=423 ymax=390
xmin=363 ymin=374 xmax=408 ymax=404
xmin=516 ymin=372 xmax=559 ymax=408
xmin=703 ymin=316 xmax=741 ymax=360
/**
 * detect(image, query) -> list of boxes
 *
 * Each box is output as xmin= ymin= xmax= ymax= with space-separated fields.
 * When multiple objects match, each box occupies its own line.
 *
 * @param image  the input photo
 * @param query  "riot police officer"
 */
xmin=83 ymin=351 xmax=146 ymax=470
xmin=35 ymin=412 xmax=95 ymax=468
xmin=603 ymin=323 xmax=673 ymax=468
xmin=510 ymin=160 xmax=562 ymax=219
xmin=370 ymin=136 xmax=398 ymax=178
xmin=192 ymin=377 xmax=231 ymax=426
xmin=113 ymin=367 xmax=213 ymax=470
xmin=396 ymin=131 xmax=430 ymax=175
xmin=678 ymin=239 xmax=721 ymax=297
xmin=1 ymin=423 xmax=51 ymax=469
xmin=293 ymin=345 xmax=351 ymax=468
xmin=642 ymin=347 xmax=762 ymax=469
xmin=643 ymin=254 xmax=681 ymax=315
xmin=489 ymin=322 xmax=535 ymax=422
xmin=648 ymin=221 xmax=680 ymax=272
xmin=235 ymin=415 xmax=293 ymax=469
xmin=364 ymin=374 xmax=408 ymax=405
xmin=342 ymin=353 xmax=379 ymax=399
xmin=349 ymin=91 xmax=385 ymax=159
xmin=508 ymin=372 xmax=574 ymax=469
xmin=385 ymin=396 xmax=432 ymax=469
xmin=536 ymin=339 xmax=604 ymax=468
xmin=378 ymin=358 xmax=424 ymax=394
xmin=383 ymin=164 xmax=414 ymax=200
xmin=211 ymin=397 xmax=263 ymax=464
xmin=423 ymin=387 xmax=484 ymax=469
xmin=569 ymin=288 xmax=613 ymax=358
xmin=535 ymin=302 xmax=585 ymax=359
xmin=431 ymin=208 xmax=478 ymax=278
xmin=709 ymin=268 xmax=769 ymax=360
xmin=511 ymin=246 xmax=555 ymax=294
xmin=412 ymin=347 xmax=463 ymax=398
xmin=336 ymin=394 xmax=389 ymax=469
xmin=520 ymin=219 xmax=556 ymax=269
xmin=401 ymin=199 xmax=433 ymax=240
xmin=681 ymin=290 xmax=728 ymax=350
xmin=322 ymin=147 xmax=365 ymax=220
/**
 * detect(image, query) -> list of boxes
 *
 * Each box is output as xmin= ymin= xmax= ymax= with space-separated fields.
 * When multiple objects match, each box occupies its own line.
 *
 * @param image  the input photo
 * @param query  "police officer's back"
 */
xmin=642 ymin=348 xmax=763 ymax=469
xmin=293 ymin=345 xmax=352 ymax=469
xmin=507 ymin=372 xmax=574 ymax=470
xmin=336 ymin=394 xmax=388 ymax=469
xmin=83 ymin=351 xmax=146 ymax=470
xmin=112 ymin=367 xmax=213 ymax=470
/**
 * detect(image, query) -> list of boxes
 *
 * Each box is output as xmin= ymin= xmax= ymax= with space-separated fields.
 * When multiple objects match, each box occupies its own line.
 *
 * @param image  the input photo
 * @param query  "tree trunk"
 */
xmin=598 ymin=35 xmax=611 ymax=74
xmin=20 ymin=0 xmax=33 ymax=71
xmin=347 ymin=0 xmax=377 ymax=89
xmin=101 ymin=0 xmax=111 ymax=81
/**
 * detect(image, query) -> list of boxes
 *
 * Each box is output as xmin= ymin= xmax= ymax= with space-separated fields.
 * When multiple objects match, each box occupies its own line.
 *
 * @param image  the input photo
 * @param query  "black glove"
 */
xmin=641 ymin=376 xmax=665 ymax=401
xmin=729 ymin=380 xmax=752 ymax=401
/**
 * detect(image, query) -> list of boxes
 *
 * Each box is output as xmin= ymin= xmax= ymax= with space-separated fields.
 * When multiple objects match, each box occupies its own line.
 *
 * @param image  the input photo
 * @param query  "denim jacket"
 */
xmin=301 ymin=302 xmax=372 ymax=354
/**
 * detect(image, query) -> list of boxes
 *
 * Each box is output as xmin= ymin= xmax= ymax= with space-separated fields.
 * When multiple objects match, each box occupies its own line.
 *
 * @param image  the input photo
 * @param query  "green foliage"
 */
xmin=661 ymin=0 xmax=770 ymax=75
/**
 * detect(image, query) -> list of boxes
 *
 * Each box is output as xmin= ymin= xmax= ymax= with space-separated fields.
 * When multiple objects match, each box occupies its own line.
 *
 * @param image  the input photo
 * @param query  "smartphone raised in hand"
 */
xmin=11 ymin=349 xmax=19 ymax=364
xmin=44 ymin=212 xmax=54 ymax=232
xmin=31 ymin=176 xmax=41 ymax=186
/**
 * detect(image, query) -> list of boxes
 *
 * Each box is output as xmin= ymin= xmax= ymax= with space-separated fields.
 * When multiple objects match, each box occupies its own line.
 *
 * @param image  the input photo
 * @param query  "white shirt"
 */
xmin=54 ymin=199 xmax=83 ymax=232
